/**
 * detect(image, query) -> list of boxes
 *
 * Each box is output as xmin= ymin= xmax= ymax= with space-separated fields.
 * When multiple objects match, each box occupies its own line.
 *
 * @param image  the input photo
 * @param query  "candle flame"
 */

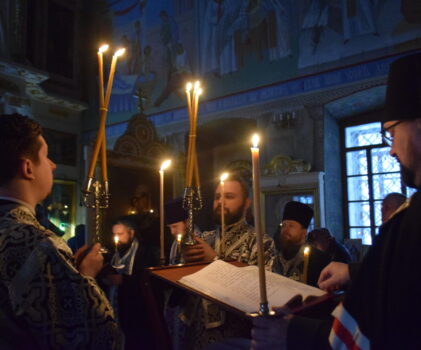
xmin=177 ymin=233 xmax=183 ymax=242
xmin=114 ymin=236 xmax=119 ymax=244
xmin=194 ymin=81 xmax=201 ymax=90
xmin=150 ymin=209 xmax=154 ymax=213
xmin=220 ymin=172 xmax=229 ymax=182
xmin=160 ymin=159 xmax=171 ymax=171
xmin=98 ymin=44 xmax=109 ymax=53
xmin=196 ymin=87 xmax=203 ymax=96
xmin=186 ymin=82 xmax=193 ymax=92
xmin=114 ymin=48 xmax=125 ymax=57
xmin=252 ymin=134 xmax=260 ymax=148
xmin=304 ymin=246 xmax=310 ymax=255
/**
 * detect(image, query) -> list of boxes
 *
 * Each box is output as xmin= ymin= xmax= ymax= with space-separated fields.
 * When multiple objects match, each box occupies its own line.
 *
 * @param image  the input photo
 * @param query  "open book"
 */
xmin=179 ymin=260 xmax=326 ymax=314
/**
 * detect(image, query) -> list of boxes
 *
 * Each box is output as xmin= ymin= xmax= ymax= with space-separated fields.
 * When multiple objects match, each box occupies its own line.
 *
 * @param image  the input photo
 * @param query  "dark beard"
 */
xmin=117 ymin=240 xmax=133 ymax=255
xmin=213 ymin=202 xmax=246 ymax=226
xmin=401 ymin=164 xmax=417 ymax=188
xmin=280 ymin=234 xmax=302 ymax=260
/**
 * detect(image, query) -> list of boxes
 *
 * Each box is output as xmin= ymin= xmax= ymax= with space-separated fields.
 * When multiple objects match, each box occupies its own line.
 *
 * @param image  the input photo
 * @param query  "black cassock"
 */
xmin=288 ymin=190 xmax=421 ymax=350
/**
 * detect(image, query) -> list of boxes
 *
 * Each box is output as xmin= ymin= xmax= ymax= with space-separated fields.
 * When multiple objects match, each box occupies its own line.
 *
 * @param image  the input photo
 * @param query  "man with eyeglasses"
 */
xmin=250 ymin=53 xmax=421 ymax=350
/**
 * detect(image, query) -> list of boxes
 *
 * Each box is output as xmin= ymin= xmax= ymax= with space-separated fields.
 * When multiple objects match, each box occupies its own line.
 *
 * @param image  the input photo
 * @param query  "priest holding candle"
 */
xmin=273 ymin=201 xmax=330 ymax=287
xmin=180 ymin=173 xmax=276 ymax=349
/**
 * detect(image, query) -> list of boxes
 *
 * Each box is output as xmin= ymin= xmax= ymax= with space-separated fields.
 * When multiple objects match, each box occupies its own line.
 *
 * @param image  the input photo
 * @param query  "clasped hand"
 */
xmin=183 ymin=236 xmax=217 ymax=263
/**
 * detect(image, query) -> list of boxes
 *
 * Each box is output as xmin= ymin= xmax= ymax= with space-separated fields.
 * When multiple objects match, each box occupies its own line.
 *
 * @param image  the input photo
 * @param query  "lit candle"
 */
xmin=250 ymin=133 xmax=269 ymax=315
xmin=185 ymin=81 xmax=202 ymax=188
xmin=185 ymin=82 xmax=193 ymax=186
xmin=160 ymin=159 xmax=172 ymax=265
xmin=87 ymin=46 xmax=125 ymax=180
xmin=176 ymin=233 xmax=183 ymax=264
xmin=219 ymin=172 xmax=229 ymax=246
xmin=97 ymin=44 xmax=108 ymax=108
xmin=104 ymin=48 xmax=125 ymax=107
xmin=303 ymin=246 xmax=310 ymax=284
xmin=114 ymin=235 xmax=119 ymax=253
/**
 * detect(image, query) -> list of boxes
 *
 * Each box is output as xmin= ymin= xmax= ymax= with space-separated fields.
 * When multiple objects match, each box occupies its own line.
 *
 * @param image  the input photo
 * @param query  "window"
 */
xmin=344 ymin=122 xmax=415 ymax=245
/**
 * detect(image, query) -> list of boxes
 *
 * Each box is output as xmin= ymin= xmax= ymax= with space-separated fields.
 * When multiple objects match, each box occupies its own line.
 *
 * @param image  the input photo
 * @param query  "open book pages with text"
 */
xmin=179 ymin=260 xmax=326 ymax=313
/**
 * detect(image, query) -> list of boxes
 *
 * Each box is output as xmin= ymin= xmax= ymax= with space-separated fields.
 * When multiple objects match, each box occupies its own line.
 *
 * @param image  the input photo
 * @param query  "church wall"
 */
xmin=323 ymin=110 xmax=343 ymax=240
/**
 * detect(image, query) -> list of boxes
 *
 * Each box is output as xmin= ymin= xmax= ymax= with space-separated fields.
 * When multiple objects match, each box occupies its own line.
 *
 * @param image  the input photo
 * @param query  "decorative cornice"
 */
xmin=0 ymin=60 xmax=87 ymax=112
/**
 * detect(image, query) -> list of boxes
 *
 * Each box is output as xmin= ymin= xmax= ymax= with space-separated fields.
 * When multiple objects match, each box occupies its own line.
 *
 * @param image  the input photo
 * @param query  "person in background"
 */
xmin=273 ymin=201 xmax=330 ymax=287
xmin=106 ymin=215 xmax=158 ymax=350
xmin=307 ymin=228 xmax=352 ymax=263
xmin=165 ymin=197 xmax=201 ymax=265
xmin=67 ymin=223 xmax=86 ymax=253
xmin=381 ymin=192 xmax=406 ymax=223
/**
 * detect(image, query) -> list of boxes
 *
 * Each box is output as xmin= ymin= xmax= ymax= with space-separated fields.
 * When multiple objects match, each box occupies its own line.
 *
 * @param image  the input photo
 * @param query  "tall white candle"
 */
xmin=220 ymin=172 xmax=229 ymax=247
xmin=303 ymin=246 xmax=310 ymax=284
xmin=159 ymin=159 xmax=171 ymax=265
xmin=251 ymin=134 xmax=268 ymax=314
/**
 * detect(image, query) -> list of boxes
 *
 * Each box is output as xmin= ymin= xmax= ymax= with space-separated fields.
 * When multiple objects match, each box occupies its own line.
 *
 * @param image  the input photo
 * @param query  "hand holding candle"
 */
xmin=160 ymin=159 xmax=172 ymax=265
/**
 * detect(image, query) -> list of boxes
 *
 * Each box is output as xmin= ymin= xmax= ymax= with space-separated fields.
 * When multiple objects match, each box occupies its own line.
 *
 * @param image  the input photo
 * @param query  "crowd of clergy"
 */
xmin=0 ymin=53 xmax=420 ymax=350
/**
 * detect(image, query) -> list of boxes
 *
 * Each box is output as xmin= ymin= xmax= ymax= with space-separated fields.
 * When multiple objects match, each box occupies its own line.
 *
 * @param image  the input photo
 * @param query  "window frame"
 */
xmin=340 ymin=111 xmax=409 ymax=244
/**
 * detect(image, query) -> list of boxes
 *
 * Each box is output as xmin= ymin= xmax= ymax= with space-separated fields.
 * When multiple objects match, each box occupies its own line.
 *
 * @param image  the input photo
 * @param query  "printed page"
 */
xmin=179 ymin=260 xmax=325 ymax=313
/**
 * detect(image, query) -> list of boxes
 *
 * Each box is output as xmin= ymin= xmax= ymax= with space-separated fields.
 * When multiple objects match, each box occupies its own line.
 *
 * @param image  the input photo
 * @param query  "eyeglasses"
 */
xmin=381 ymin=120 xmax=406 ymax=146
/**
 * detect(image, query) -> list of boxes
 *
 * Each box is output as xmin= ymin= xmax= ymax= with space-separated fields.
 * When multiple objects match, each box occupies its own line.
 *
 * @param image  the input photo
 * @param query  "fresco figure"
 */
xmin=218 ymin=0 xmax=246 ymax=75
xmin=301 ymin=0 xmax=330 ymax=53
xmin=131 ymin=20 xmax=142 ymax=74
xmin=341 ymin=0 xmax=378 ymax=43
xmin=200 ymin=0 xmax=223 ymax=75
xmin=263 ymin=0 xmax=292 ymax=61
xmin=159 ymin=9 xmax=179 ymax=75
xmin=154 ymin=42 xmax=192 ymax=107
xmin=245 ymin=0 xmax=268 ymax=62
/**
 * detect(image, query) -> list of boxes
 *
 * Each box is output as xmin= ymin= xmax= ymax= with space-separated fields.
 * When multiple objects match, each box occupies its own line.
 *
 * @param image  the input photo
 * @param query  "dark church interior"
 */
xmin=0 ymin=0 xmax=421 ymax=349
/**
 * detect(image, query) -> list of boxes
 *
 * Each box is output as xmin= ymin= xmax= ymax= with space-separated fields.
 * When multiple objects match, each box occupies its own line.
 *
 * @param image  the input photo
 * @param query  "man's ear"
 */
xmin=21 ymin=158 xmax=35 ymax=180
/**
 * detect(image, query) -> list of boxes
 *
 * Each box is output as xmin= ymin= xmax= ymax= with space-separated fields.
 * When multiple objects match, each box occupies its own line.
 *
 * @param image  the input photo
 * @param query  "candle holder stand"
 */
xmin=182 ymin=186 xmax=203 ymax=246
xmin=82 ymin=178 xmax=110 ymax=253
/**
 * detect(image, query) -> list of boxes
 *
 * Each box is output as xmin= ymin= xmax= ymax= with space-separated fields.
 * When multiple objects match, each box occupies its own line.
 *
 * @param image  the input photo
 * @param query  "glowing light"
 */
xmin=304 ymin=246 xmax=310 ymax=255
xmin=177 ymin=233 xmax=183 ymax=242
xmin=114 ymin=48 xmax=125 ymax=57
xmin=220 ymin=172 xmax=229 ymax=183
xmin=98 ymin=44 xmax=109 ymax=53
xmin=186 ymin=82 xmax=193 ymax=92
xmin=114 ymin=236 xmax=119 ymax=245
xmin=252 ymin=134 xmax=260 ymax=148
xmin=160 ymin=159 xmax=172 ymax=171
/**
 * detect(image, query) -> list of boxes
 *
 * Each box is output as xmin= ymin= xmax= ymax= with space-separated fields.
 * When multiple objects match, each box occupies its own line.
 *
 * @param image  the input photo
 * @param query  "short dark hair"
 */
xmin=112 ymin=215 xmax=139 ymax=232
xmin=221 ymin=173 xmax=250 ymax=199
xmin=0 ymin=114 xmax=42 ymax=186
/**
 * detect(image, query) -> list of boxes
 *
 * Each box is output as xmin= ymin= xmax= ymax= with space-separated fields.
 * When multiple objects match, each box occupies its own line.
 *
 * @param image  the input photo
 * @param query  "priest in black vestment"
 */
xmin=273 ymin=201 xmax=330 ymax=287
xmin=250 ymin=53 xmax=421 ymax=350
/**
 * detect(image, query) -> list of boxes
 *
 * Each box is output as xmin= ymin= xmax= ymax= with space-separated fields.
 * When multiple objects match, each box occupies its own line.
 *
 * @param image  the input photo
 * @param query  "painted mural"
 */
xmin=98 ymin=0 xmax=421 ymax=121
